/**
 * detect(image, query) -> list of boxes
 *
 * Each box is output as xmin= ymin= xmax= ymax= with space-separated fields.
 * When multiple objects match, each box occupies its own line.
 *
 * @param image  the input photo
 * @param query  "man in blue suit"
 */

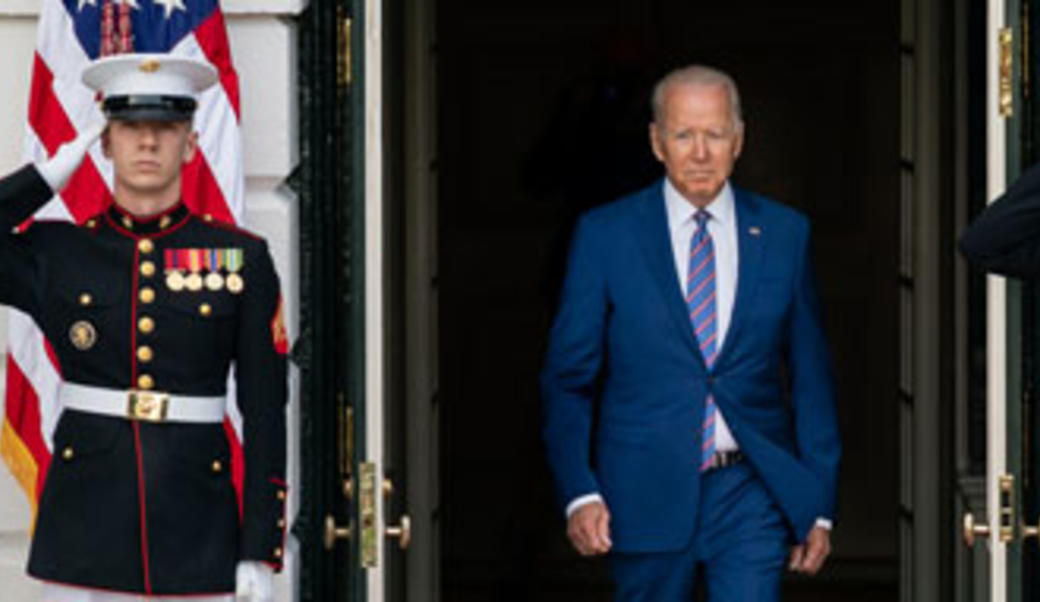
xmin=541 ymin=65 xmax=840 ymax=600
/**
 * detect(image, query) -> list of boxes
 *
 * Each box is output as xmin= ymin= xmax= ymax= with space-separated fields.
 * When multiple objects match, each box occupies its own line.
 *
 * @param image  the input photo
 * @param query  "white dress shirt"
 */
xmin=664 ymin=179 xmax=740 ymax=453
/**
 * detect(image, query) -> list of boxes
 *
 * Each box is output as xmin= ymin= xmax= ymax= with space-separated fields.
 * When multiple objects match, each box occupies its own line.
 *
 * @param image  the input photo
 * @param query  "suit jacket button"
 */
xmin=62 ymin=447 xmax=74 ymax=461
xmin=211 ymin=460 xmax=223 ymax=473
xmin=273 ymin=547 xmax=283 ymax=559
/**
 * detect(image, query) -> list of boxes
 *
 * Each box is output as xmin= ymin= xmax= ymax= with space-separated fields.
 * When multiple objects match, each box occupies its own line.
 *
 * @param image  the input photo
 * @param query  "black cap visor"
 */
xmin=103 ymin=95 xmax=197 ymax=122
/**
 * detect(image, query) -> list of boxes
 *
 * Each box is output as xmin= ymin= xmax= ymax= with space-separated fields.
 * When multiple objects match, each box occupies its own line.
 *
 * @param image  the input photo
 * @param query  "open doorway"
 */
xmin=394 ymin=1 xmax=902 ymax=599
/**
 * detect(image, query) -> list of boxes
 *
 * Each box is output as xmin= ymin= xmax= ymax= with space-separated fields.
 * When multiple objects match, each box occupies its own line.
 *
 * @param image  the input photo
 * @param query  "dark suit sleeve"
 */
xmin=235 ymin=240 xmax=289 ymax=569
xmin=0 ymin=165 xmax=55 ymax=316
xmin=541 ymin=214 xmax=608 ymax=510
xmin=959 ymin=163 xmax=1040 ymax=277
xmin=787 ymin=221 xmax=840 ymax=523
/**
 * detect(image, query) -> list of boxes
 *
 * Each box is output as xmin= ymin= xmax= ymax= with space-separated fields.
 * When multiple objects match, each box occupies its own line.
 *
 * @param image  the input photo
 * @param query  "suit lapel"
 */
xmin=631 ymin=182 xmax=704 ymax=365
xmin=715 ymin=187 xmax=764 ymax=368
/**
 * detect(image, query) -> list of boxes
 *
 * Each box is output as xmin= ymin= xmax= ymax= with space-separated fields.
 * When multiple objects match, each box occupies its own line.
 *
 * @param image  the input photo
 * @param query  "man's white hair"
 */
xmin=651 ymin=65 xmax=743 ymax=127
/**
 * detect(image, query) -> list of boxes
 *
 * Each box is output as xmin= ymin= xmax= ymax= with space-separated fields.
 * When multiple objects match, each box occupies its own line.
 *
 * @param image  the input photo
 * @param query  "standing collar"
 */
xmin=663 ymin=178 xmax=735 ymax=232
xmin=105 ymin=200 xmax=191 ymax=237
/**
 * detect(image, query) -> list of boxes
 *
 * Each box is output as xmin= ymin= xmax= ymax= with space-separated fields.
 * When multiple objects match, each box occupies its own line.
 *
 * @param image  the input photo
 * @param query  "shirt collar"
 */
xmin=663 ymin=178 xmax=734 ymax=232
xmin=105 ymin=200 xmax=191 ymax=237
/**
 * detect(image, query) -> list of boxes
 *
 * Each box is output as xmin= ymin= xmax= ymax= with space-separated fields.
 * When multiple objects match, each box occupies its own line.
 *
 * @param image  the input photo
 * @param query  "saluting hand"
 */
xmin=788 ymin=526 xmax=831 ymax=575
xmin=36 ymin=119 xmax=105 ymax=193
xmin=567 ymin=500 xmax=613 ymax=556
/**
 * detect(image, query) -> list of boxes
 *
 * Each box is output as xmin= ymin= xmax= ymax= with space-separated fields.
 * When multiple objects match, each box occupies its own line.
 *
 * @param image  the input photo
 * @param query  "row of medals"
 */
xmin=166 ymin=269 xmax=244 ymax=293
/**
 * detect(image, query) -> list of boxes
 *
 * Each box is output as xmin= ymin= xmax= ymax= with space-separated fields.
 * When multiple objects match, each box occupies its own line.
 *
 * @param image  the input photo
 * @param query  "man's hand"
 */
xmin=567 ymin=500 xmax=612 ymax=556
xmin=788 ymin=526 xmax=831 ymax=575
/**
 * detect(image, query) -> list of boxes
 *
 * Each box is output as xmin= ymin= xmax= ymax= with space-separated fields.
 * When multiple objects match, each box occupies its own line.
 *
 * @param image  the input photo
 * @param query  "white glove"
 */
xmin=35 ymin=120 xmax=105 ymax=193
xmin=235 ymin=560 xmax=275 ymax=602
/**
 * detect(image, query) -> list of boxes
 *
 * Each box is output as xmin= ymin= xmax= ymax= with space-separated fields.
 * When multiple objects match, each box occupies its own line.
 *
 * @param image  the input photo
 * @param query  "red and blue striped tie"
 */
xmin=687 ymin=210 xmax=717 ymax=472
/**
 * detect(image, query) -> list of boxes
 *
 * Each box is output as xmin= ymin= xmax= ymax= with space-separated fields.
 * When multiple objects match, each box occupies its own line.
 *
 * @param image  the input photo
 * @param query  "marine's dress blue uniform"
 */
xmin=0 ymin=164 xmax=288 ymax=596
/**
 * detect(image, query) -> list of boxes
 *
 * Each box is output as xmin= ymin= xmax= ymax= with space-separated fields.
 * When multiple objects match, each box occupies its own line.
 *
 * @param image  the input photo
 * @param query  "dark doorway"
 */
xmin=435 ymin=2 xmax=900 ymax=600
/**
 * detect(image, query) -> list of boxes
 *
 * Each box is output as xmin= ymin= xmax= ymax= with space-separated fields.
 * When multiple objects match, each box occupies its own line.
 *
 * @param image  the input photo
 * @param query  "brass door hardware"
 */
xmin=323 ymin=515 xmax=352 ymax=550
xmin=360 ymin=462 xmax=378 ymax=567
xmin=999 ymin=474 xmax=1015 ymax=542
xmin=1024 ymin=520 xmax=1040 ymax=542
xmin=963 ymin=511 xmax=991 ymax=547
xmin=1000 ymin=27 xmax=1014 ymax=117
xmin=386 ymin=515 xmax=412 ymax=550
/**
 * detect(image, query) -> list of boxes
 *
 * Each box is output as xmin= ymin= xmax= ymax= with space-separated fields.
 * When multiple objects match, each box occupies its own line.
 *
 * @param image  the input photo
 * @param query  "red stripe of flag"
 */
xmin=223 ymin=419 xmax=245 ymax=519
xmin=28 ymin=52 xmax=113 ymax=221
xmin=27 ymin=53 xmax=75 ymax=155
xmin=193 ymin=9 xmax=241 ymax=120
xmin=4 ymin=357 xmax=52 ymax=499
xmin=181 ymin=154 xmax=235 ymax=224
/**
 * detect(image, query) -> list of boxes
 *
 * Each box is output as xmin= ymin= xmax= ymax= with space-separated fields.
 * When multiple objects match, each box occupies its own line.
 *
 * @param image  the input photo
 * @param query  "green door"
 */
xmin=295 ymin=0 xmax=367 ymax=599
xmin=295 ymin=1 xmax=413 ymax=600
xmin=963 ymin=2 xmax=1040 ymax=600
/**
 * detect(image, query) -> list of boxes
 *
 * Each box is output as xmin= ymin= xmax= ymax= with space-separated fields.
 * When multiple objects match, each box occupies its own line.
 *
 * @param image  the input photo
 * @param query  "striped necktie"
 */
xmin=686 ymin=209 xmax=718 ymax=472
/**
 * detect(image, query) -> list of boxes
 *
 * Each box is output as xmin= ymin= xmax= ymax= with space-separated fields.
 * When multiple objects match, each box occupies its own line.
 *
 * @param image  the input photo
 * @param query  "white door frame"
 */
xmin=364 ymin=0 xmax=387 ymax=596
xmin=985 ymin=0 xmax=1008 ymax=600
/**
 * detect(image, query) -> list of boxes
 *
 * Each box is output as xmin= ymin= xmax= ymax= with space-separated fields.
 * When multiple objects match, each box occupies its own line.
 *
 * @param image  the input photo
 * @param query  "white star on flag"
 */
xmin=76 ymin=0 xmax=97 ymax=11
xmin=118 ymin=0 xmax=141 ymax=9
xmin=153 ymin=0 xmax=188 ymax=18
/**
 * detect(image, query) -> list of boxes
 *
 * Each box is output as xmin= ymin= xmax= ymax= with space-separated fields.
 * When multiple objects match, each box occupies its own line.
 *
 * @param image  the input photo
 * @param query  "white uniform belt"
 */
xmin=59 ymin=383 xmax=226 ymax=424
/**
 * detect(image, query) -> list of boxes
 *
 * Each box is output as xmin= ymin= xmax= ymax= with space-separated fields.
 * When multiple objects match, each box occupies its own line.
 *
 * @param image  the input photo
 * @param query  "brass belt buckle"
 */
xmin=127 ymin=390 xmax=169 ymax=422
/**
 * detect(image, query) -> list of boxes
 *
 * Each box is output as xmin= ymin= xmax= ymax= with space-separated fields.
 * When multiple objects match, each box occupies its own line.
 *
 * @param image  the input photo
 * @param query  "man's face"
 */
xmin=102 ymin=119 xmax=197 ymax=200
xmin=649 ymin=82 xmax=744 ymax=206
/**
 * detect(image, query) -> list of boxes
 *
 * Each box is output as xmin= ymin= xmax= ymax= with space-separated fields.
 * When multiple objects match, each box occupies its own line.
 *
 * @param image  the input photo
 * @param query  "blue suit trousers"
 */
xmin=610 ymin=463 xmax=789 ymax=601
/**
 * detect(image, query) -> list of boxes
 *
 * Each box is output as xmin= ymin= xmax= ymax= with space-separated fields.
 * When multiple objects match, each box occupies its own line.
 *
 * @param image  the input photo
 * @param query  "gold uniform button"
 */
xmin=277 ymin=518 xmax=286 ymax=529
xmin=273 ymin=547 xmax=283 ymax=559
xmin=85 ymin=219 xmax=97 ymax=229
xmin=277 ymin=490 xmax=287 ymax=501
xmin=62 ymin=447 xmax=74 ymax=461
xmin=138 ymin=316 xmax=155 ymax=334
xmin=199 ymin=303 xmax=212 ymax=317
xmin=139 ymin=288 xmax=156 ymax=304
xmin=78 ymin=293 xmax=92 ymax=306
xmin=202 ymin=214 xmax=214 ymax=222
xmin=137 ymin=374 xmax=155 ymax=390
xmin=140 ymin=261 xmax=156 ymax=278
xmin=137 ymin=346 xmax=154 ymax=363
xmin=138 ymin=239 xmax=154 ymax=254
xmin=211 ymin=460 xmax=223 ymax=473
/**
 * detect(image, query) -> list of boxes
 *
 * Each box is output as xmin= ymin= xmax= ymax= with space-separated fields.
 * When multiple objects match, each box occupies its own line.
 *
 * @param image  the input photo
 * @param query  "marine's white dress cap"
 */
xmin=82 ymin=53 xmax=219 ymax=121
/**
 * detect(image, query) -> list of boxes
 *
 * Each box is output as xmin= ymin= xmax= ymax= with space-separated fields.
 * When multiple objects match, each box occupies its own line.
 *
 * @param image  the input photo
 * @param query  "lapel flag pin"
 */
xmin=749 ymin=226 xmax=762 ymax=236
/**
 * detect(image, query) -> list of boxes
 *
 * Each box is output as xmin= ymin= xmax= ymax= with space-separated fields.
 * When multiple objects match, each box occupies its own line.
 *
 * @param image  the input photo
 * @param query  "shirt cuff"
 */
xmin=565 ymin=493 xmax=604 ymax=518
xmin=815 ymin=517 xmax=834 ymax=531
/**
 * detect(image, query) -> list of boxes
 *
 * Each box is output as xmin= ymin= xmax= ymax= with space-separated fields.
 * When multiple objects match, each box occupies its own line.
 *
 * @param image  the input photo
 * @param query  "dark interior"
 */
xmin=435 ymin=2 xmax=900 ymax=599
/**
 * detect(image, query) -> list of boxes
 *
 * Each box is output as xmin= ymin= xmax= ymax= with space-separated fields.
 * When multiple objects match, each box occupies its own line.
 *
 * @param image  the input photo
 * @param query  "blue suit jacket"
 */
xmin=541 ymin=180 xmax=840 ymax=552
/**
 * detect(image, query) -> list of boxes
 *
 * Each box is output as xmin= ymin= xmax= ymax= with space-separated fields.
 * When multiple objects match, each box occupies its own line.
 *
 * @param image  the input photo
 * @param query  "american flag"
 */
xmin=0 ymin=0 xmax=246 ymax=519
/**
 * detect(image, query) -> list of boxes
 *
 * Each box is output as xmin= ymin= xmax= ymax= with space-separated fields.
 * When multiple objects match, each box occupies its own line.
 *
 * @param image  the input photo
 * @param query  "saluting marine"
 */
xmin=0 ymin=54 xmax=287 ymax=601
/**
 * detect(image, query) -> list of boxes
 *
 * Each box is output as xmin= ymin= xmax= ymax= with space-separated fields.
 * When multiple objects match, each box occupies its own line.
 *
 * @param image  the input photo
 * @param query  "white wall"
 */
xmin=0 ymin=2 xmax=302 ymax=599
